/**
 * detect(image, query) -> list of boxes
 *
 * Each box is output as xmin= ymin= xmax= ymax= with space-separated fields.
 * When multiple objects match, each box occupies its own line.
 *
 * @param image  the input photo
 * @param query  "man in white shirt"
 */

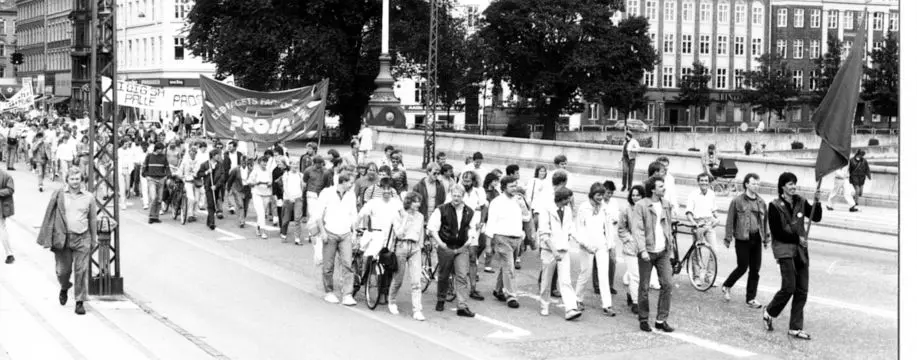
xmin=484 ymin=176 xmax=525 ymax=309
xmin=459 ymin=171 xmax=488 ymax=301
xmin=574 ymin=183 xmax=617 ymax=316
xmin=632 ymin=176 xmax=676 ymax=333
xmin=685 ymin=173 xmax=719 ymax=246
xmin=464 ymin=152 xmax=488 ymax=190
xmin=357 ymin=121 xmax=373 ymax=164
xmin=427 ymin=184 xmax=480 ymax=317
xmin=358 ymin=184 xmax=403 ymax=256
xmin=317 ymin=173 xmax=359 ymax=306
xmin=621 ymin=132 xmax=640 ymax=190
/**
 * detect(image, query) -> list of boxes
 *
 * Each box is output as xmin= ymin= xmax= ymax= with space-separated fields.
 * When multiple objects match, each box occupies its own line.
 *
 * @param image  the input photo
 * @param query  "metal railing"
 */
xmin=405 ymin=123 xmax=899 ymax=136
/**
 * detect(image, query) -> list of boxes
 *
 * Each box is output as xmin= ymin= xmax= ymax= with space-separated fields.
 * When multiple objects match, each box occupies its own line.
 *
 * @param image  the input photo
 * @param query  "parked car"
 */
xmin=612 ymin=120 xmax=649 ymax=132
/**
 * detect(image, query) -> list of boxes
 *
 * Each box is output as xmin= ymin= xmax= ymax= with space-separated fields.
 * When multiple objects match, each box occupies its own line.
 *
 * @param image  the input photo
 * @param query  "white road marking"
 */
xmin=214 ymin=228 xmax=243 ymax=241
xmin=661 ymin=332 xmax=757 ymax=358
xmin=449 ymin=308 xmax=533 ymax=339
xmin=826 ymin=260 xmax=839 ymax=274
xmin=716 ymin=277 xmax=896 ymax=320
xmin=245 ymin=221 xmax=279 ymax=231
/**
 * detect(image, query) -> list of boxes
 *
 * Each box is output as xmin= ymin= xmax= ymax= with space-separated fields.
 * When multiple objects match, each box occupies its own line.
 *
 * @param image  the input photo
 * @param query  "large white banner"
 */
xmin=0 ymin=79 xmax=34 ymax=112
xmin=102 ymin=76 xmax=203 ymax=111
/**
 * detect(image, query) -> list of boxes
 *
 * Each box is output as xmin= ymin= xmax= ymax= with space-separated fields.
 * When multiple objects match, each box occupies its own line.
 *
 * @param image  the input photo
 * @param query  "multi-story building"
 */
xmin=15 ymin=0 xmax=72 ymax=112
xmin=0 ymin=1 xmax=16 ymax=83
xmin=770 ymin=0 xmax=898 ymax=128
xmin=70 ymin=0 xmax=214 ymax=121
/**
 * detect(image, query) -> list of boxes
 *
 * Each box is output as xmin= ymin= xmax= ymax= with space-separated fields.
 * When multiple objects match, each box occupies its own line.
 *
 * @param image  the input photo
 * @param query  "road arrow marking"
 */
xmin=450 ymin=308 xmax=532 ymax=339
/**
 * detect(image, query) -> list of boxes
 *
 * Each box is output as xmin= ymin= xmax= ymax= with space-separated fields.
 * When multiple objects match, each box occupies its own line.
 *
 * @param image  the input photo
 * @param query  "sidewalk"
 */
xmin=0 ymin=216 xmax=214 ymax=360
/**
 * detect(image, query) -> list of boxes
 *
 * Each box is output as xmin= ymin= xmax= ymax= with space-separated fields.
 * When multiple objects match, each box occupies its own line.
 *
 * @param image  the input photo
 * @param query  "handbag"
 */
xmin=377 ymin=224 xmax=398 ymax=273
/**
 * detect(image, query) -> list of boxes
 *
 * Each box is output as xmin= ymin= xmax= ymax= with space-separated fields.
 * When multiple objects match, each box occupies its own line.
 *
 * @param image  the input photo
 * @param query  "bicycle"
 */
xmin=670 ymin=221 xmax=718 ymax=291
xmin=419 ymin=242 xmax=456 ymax=302
xmin=168 ymin=176 xmax=189 ymax=225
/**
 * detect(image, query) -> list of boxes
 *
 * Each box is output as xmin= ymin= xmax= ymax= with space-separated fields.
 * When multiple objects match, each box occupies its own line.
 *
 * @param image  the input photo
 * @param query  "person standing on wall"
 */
xmin=620 ymin=132 xmax=640 ymax=191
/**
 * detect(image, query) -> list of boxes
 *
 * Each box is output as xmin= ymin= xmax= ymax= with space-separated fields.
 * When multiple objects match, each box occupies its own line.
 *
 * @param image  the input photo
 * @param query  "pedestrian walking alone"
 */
xmin=722 ymin=173 xmax=769 ymax=308
xmin=762 ymin=172 xmax=822 ymax=340
xmin=620 ymin=132 xmax=640 ymax=191
xmin=848 ymin=149 xmax=871 ymax=206
xmin=37 ymin=168 xmax=98 ymax=315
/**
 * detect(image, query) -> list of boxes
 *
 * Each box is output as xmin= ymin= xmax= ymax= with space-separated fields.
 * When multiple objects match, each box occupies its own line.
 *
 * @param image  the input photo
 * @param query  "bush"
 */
xmin=868 ymin=138 xmax=879 ymax=146
xmin=504 ymin=122 xmax=531 ymax=139
xmin=608 ymin=136 xmax=653 ymax=148
xmin=791 ymin=141 xmax=804 ymax=150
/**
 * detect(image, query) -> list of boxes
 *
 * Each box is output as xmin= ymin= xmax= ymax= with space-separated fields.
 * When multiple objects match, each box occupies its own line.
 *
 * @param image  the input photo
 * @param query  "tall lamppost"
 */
xmin=365 ymin=0 xmax=405 ymax=129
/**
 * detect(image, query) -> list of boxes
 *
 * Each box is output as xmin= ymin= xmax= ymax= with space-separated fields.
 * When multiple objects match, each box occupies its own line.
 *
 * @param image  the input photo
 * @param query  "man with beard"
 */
xmin=460 ymin=171 xmax=487 ymax=301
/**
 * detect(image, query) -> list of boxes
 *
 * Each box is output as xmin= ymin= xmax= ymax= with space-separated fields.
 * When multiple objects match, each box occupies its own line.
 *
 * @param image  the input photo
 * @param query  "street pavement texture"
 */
xmin=0 ymin=147 xmax=899 ymax=360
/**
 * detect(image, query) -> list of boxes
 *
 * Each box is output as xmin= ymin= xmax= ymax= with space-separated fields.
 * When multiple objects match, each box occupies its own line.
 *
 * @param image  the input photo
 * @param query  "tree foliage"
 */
xmin=862 ymin=30 xmax=899 ymax=122
xmin=478 ymin=0 xmax=656 ymax=140
xmin=676 ymin=61 xmax=712 ymax=126
xmin=435 ymin=19 xmax=488 ymax=122
xmin=739 ymin=53 xmax=799 ymax=123
xmin=809 ymin=34 xmax=842 ymax=108
xmin=186 ymin=0 xmax=435 ymax=136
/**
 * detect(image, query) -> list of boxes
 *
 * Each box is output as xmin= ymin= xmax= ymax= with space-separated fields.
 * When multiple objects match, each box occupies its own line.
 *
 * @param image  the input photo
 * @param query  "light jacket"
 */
xmin=630 ymin=198 xmax=675 ymax=255
xmin=575 ymin=201 xmax=616 ymax=250
xmin=724 ymin=192 xmax=769 ymax=246
xmin=0 ymin=170 xmax=13 ymax=218
xmin=617 ymin=206 xmax=639 ymax=256
xmin=37 ymin=189 xmax=98 ymax=251
xmin=537 ymin=203 xmax=575 ymax=252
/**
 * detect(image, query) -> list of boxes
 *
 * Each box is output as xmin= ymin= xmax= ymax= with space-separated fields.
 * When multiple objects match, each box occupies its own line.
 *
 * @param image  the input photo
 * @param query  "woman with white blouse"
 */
xmin=247 ymin=156 xmax=274 ymax=239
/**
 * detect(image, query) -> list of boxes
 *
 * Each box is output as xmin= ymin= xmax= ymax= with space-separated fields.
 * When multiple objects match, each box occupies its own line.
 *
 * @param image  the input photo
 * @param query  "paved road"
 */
xmin=0 ymin=156 xmax=898 ymax=359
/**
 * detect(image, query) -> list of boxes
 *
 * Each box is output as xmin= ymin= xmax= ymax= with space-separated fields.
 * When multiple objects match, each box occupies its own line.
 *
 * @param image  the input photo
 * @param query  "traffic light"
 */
xmin=10 ymin=53 xmax=23 ymax=65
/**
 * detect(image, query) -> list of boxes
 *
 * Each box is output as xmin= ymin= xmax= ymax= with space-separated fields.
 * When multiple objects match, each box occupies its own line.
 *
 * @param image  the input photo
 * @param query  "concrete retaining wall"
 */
xmin=550 ymin=130 xmax=899 ymax=152
xmin=765 ymin=145 xmax=899 ymax=160
xmin=376 ymin=127 xmax=898 ymax=206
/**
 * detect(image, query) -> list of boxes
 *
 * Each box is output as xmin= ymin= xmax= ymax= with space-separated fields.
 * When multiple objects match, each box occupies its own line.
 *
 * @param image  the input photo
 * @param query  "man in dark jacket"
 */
xmin=0 ymin=168 xmax=14 ymax=264
xmin=426 ymin=184 xmax=478 ymax=317
xmin=848 ymin=150 xmax=871 ymax=206
xmin=142 ymin=142 xmax=171 ymax=223
xmin=412 ymin=163 xmax=446 ymax=221
xmin=198 ymin=149 xmax=226 ymax=230
xmin=762 ymin=172 xmax=822 ymax=340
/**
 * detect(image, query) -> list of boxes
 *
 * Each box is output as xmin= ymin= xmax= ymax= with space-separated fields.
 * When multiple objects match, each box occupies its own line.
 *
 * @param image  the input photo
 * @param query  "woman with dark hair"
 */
xmin=573 ymin=182 xmax=616 ymax=316
xmin=483 ymin=173 xmax=501 ymax=202
xmin=388 ymin=191 xmax=426 ymax=321
xmin=619 ymin=185 xmax=645 ymax=314
xmin=762 ymin=172 xmax=822 ymax=340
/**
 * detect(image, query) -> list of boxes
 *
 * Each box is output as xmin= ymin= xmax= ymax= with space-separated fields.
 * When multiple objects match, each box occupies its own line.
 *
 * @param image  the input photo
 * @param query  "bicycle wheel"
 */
xmin=420 ymin=251 xmax=436 ymax=293
xmin=686 ymin=243 xmax=718 ymax=291
xmin=180 ymin=197 xmax=189 ymax=225
xmin=352 ymin=254 xmax=365 ymax=296
xmin=364 ymin=259 xmax=382 ymax=309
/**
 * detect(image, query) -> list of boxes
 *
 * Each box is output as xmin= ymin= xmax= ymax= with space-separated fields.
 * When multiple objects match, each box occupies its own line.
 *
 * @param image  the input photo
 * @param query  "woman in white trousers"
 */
xmin=574 ymin=183 xmax=616 ymax=316
xmin=618 ymin=184 xmax=646 ymax=314
xmin=247 ymin=156 xmax=274 ymax=239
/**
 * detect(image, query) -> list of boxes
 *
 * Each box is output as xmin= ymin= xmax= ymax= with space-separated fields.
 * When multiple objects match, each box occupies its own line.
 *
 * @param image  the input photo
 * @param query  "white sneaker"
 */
xmin=261 ymin=232 xmax=268 ymax=239
xmin=323 ymin=293 xmax=339 ymax=304
xmin=413 ymin=312 xmax=426 ymax=321
xmin=143 ymin=205 xmax=149 ymax=210
xmin=388 ymin=303 xmax=400 ymax=315
xmin=722 ymin=287 xmax=732 ymax=301
xmin=341 ymin=295 xmax=357 ymax=306
xmin=540 ymin=303 xmax=550 ymax=316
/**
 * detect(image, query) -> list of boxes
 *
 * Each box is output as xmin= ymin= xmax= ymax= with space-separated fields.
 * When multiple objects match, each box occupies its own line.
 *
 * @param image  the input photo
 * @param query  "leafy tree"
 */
xmin=478 ymin=0 xmax=656 ymax=140
xmin=186 ymin=0 xmax=435 ymax=136
xmin=676 ymin=61 xmax=712 ymax=126
xmin=862 ymin=30 xmax=899 ymax=128
xmin=809 ymin=34 xmax=842 ymax=108
xmin=436 ymin=20 xmax=487 ymax=127
xmin=738 ymin=53 xmax=798 ymax=127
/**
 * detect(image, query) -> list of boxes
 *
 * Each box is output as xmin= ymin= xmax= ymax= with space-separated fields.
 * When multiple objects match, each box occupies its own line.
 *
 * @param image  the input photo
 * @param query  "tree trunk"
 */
xmin=540 ymin=106 xmax=559 ymax=140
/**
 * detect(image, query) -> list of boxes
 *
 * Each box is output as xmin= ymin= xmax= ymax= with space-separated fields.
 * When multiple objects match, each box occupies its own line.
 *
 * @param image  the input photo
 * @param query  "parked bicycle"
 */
xmin=670 ymin=221 xmax=718 ymax=291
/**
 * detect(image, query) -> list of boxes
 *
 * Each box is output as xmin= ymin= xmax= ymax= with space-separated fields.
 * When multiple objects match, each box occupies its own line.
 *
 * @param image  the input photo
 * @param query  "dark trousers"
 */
xmin=723 ymin=232 xmax=763 ymax=302
xmin=593 ymin=251 xmax=617 ymax=292
xmin=622 ymin=159 xmax=636 ymax=190
xmin=204 ymin=185 xmax=217 ymax=228
xmin=638 ymin=251 xmax=673 ymax=323
xmin=851 ymin=184 xmax=864 ymax=205
xmin=766 ymin=252 xmax=809 ymax=331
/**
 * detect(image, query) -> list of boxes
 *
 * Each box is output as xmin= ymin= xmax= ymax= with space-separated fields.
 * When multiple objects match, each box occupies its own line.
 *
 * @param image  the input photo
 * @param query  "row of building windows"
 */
xmin=657 ymin=33 xmax=762 ymax=56
xmin=117 ymin=36 xmax=188 ymax=68
xmin=777 ymin=9 xmax=898 ymax=31
xmin=117 ymin=0 xmax=192 ymax=25
xmin=627 ymin=0 xmax=765 ymax=26
xmin=16 ymin=51 xmax=70 ymax=73
xmin=645 ymin=65 xmax=830 ymax=92
xmin=18 ymin=27 xmax=46 ymax=47
xmin=586 ymin=103 xmax=658 ymax=122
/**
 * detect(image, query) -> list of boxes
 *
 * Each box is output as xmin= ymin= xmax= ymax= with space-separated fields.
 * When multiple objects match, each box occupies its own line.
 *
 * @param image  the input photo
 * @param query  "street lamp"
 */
xmin=364 ymin=0 xmax=405 ymax=128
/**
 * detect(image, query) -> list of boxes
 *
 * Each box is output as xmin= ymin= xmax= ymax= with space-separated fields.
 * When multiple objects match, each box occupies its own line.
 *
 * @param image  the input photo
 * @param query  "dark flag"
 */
xmin=813 ymin=19 xmax=867 ymax=181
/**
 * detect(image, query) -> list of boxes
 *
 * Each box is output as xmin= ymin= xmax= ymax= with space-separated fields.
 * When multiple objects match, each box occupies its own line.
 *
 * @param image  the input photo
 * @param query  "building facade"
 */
xmin=14 ymin=0 xmax=71 ymax=111
xmin=0 ymin=0 xmax=16 ymax=82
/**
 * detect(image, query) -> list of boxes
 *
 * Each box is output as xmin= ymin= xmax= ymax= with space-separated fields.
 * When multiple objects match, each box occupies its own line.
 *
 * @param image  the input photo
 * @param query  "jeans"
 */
xmin=230 ymin=189 xmax=251 ymax=223
xmin=4 ymin=144 xmax=17 ymax=168
xmin=723 ymin=232 xmax=763 ymax=302
xmin=147 ymin=177 xmax=165 ymax=220
xmin=54 ymin=233 xmax=92 ymax=302
xmin=851 ymin=184 xmax=865 ymax=204
xmin=322 ymin=232 xmax=354 ymax=295
xmin=638 ymin=251 xmax=673 ymax=322
xmin=621 ymin=159 xmax=636 ymax=190
xmin=492 ymin=235 xmax=521 ymax=299
xmin=140 ymin=175 xmax=150 ymax=208
xmin=203 ymin=184 xmax=217 ymax=228
xmin=184 ymin=182 xmax=201 ymax=217
xmin=281 ymin=198 xmax=304 ymax=237
xmin=0 ymin=217 xmax=13 ymax=257
xmin=766 ymin=252 xmax=809 ymax=331
xmin=575 ymin=247 xmax=612 ymax=308
xmin=389 ymin=240 xmax=423 ymax=313
xmin=436 ymin=246 xmax=470 ymax=309
xmin=539 ymin=249 xmax=577 ymax=311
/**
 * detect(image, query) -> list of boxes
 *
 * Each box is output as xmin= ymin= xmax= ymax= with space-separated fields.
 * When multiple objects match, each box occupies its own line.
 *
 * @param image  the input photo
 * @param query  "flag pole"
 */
xmin=803 ymin=179 xmax=822 ymax=243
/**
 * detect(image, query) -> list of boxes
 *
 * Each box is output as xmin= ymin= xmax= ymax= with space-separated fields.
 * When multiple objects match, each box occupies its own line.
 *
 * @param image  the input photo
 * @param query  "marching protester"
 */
xmin=723 ymin=173 xmax=768 ymax=308
xmin=280 ymin=160 xmax=305 ymax=245
xmin=685 ymin=173 xmax=720 ymax=285
xmin=593 ymin=180 xmax=618 ymax=295
xmin=619 ymin=185 xmax=646 ymax=314
xmin=848 ymin=149 xmax=871 ymax=206
xmin=485 ymin=176 xmax=525 ymax=309
xmin=37 ymin=168 xmax=97 ymax=315
xmin=142 ymin=142 xmax=171 ymax=224
xmin=179 ymin=146 xmax=202 ymax=223
xmin=632 ymin=175 xmax=676 ymax=333
xmin=197 ymin=149 xmax=225 ymax=230
xmin=227 ymin=158 xmax=253 ymax=228
xmin=3 ymin=122 xmax=19 ymax=170
xmin=763 ymin=172 xmax=822 ymax=340
xmin=357 ymin=177 xmax=402 ymax=305
xmin=247 ymin=156 xmax=274 ymax=239
xmin=460 ymin=171 xmax=488 ymax=301
xmin=536 ymin=187 xmax=581 ymax=320
xmin=574 ymin=182 xmax=616 ymax=316
xmin=30 ymin=131 xmax=51 ymax=193
xmin=0 ymin=167 xmax=13 ymax=264
xmin=426 ymin=184 xmax=479 ymax=318
xmin=317 ymin=173 xmax=359 ymax=306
